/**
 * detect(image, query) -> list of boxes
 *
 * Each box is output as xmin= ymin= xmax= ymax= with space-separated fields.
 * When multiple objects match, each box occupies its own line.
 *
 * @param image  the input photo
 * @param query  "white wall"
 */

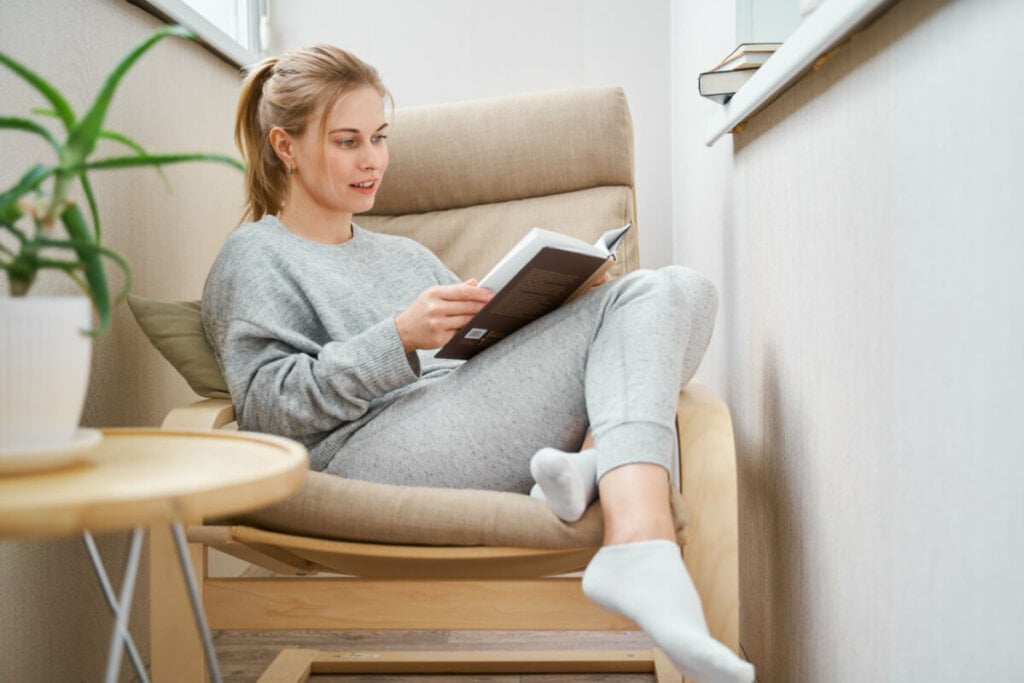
xmin=268 ymin=0 xmax=675 ymax=269
xmin=672 ymin=0 xmax=1024 ymax=679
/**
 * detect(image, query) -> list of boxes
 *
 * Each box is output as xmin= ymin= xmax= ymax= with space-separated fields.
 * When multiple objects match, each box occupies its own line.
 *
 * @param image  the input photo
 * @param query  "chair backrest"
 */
xmin=359 ymin=86 xmax=639 ymax=280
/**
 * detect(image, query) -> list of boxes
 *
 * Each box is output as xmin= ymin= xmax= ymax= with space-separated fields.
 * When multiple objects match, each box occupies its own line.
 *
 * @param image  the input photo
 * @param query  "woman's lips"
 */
xmin=350 ymin=179 xmax=378 ymax=195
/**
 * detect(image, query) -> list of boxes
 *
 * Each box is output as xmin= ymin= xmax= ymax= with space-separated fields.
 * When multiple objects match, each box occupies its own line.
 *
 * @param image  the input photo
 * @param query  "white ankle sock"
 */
xmin=528 ymin=448 xmax=598 ymax=522
xmin=582 ymin=540 xmax=755 ymax=683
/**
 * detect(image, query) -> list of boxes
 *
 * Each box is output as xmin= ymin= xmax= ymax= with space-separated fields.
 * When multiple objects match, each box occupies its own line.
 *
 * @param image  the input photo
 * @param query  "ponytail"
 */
xmin=236 ymin=57 xmax=284 ymax=222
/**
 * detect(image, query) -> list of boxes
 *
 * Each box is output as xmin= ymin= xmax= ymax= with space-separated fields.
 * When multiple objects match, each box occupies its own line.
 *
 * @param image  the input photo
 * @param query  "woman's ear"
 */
xmin=268 ymin=127 xmax=295 ymax=170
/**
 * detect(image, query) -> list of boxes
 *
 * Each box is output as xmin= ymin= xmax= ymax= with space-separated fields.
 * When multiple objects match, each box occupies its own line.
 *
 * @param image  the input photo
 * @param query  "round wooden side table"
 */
xmin=0 ymin=428 xmax=308 ymax=683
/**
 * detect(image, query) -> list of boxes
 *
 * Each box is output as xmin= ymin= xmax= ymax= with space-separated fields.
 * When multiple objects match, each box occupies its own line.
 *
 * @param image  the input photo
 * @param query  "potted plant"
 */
xmin=0 ymin=25 xmax=243 ymax=467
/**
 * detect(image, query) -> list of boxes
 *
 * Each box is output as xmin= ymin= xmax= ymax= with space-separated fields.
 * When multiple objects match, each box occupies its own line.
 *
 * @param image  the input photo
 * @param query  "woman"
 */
xmin=203 ymin=44 xmax=755 ymax=683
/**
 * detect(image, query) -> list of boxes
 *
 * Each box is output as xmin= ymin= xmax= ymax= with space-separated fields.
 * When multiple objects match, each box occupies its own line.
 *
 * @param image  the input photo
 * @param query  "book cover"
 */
xmin=435 ymin=223 xmax=630 ymax=360
xmin=698 ymin=68 xmax=759 ymax=104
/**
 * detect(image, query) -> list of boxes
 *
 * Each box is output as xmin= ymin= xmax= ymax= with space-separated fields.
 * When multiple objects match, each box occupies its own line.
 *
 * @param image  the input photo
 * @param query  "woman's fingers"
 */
xmin=396 ymin=281 xmax=494 ymax=352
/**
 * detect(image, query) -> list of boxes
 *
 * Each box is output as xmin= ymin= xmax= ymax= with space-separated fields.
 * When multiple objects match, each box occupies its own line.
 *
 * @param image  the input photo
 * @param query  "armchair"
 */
xmin=130 ymin=87 xmax=742 ymax=682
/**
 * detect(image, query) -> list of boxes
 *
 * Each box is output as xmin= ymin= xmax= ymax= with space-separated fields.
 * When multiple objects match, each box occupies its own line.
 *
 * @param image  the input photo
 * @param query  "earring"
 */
xmin=287 ymin=165 xmax=294 ymax=175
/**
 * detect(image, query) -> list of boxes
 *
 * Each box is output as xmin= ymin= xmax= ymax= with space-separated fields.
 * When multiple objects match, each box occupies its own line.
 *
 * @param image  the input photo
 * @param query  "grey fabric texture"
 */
xmin=202 ymin=215 xmax=462 ymax=471
xmin=325 ymin=266 xmax=718 ymax=491
xmin=203 ymin=213 xmax=717 ymax=487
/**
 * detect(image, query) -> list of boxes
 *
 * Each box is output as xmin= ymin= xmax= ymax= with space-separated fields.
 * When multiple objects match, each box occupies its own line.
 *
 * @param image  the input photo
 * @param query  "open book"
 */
xmin=435 ymin=223 xmax=631 ymax=360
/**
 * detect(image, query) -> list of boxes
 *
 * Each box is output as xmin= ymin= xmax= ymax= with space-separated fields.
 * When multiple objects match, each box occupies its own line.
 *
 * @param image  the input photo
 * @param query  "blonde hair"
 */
xmin=235 ymin=45 xmax=389 ymax=221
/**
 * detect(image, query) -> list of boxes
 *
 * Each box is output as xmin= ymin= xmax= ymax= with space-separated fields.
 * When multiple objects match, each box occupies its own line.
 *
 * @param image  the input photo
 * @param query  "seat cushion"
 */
xmin=228 ymin=470 xmax=688 ymax=548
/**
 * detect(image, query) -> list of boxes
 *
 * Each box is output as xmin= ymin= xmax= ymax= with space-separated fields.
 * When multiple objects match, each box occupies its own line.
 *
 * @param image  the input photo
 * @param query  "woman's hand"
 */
xmin=591 ymin=271 xmax=614 ymax=289
xmin=395 ymin=280 xmax=494 ymax=352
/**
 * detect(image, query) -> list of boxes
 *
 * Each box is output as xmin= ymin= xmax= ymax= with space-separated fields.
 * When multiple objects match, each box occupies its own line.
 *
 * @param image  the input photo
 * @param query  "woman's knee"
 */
xmin=622 ymin=266 xmax=718 ymax=320
xmin=658 ymin=266 xmax=719 ymax=316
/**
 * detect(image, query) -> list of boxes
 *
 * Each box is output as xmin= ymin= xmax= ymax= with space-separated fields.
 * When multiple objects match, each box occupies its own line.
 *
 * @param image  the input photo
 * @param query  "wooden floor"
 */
xmin=214 ymin=629 xmax=659 ymax=682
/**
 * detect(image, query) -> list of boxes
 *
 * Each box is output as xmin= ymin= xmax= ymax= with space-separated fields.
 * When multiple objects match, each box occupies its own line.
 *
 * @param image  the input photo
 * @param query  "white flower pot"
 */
xmin=0 ymin=296 xmax=95 ymax=467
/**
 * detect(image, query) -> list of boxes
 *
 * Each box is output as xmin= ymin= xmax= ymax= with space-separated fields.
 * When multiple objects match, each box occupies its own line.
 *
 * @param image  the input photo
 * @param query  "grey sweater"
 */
xmin=202 ymin=215 xmax=462 ymax=470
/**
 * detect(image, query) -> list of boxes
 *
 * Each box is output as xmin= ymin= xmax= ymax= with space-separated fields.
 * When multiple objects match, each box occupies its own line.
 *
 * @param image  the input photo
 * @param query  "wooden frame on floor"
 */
xmin=258 ymin=648 xmax=681 ymax=683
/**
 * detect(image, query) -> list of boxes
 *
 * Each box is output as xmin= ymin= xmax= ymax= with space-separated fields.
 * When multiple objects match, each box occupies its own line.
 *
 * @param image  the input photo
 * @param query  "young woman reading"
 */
xmin=202 ymin=44 xmax=755 ymax=683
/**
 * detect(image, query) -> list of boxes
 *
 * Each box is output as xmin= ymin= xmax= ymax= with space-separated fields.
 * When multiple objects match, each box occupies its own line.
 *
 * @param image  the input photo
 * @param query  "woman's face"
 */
xmin=290 ymin=85 xmax=389 ymax=218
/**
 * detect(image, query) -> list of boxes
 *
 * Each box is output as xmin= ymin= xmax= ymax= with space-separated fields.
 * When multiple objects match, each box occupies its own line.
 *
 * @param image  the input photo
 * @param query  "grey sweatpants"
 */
xmin=325 ymin=266 xmax=718 ymax=493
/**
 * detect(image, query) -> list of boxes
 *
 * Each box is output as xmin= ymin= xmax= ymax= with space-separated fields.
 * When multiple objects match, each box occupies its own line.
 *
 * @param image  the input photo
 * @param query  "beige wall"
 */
xmin=673 ymin=0 xmax=1024 ymax=680
xmin=0 ymin=0 xmax=242 ymax=679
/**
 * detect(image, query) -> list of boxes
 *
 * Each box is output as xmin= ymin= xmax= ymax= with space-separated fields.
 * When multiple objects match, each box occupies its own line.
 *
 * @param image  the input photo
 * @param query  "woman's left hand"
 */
xmin=591 ymin=271 xmax=613 ymax=289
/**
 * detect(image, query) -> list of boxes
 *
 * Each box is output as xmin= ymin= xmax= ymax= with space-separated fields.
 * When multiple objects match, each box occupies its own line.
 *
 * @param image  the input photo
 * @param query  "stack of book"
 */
xmin=698 ymin=42 xmax=781 ymax=105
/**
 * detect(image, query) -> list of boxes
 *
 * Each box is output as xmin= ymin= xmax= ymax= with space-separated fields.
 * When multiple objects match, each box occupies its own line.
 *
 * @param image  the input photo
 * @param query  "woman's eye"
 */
xmin=371 ymin=134 xmax=388 ymax=144
xmin=337 ymin=139 xmax=356 ymax=148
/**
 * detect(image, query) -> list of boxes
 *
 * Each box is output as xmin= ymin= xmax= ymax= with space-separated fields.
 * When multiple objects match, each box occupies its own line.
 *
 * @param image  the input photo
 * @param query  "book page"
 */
xmin=594 ymin=222 xmax=632 ymax=255
xmin=478 ymin=228 xmax=604 ymax=293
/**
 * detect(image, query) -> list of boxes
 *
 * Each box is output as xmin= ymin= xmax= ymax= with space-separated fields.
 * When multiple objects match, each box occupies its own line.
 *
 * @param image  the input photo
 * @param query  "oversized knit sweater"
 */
xmin=201 ymin=215 xmax=462 ymax=470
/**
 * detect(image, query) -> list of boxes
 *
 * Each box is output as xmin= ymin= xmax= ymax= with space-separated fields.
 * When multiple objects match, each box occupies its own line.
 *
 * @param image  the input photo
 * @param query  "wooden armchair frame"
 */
xmin=149 ymin=380 xmax=741 ymax=682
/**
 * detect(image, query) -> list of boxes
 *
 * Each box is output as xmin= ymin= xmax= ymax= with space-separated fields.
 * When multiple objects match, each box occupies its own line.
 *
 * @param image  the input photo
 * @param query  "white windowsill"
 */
xmin=705 ymin=0 xmax=898 ymax=146
xmin=127 ymin=0 xmax=262 ymax=68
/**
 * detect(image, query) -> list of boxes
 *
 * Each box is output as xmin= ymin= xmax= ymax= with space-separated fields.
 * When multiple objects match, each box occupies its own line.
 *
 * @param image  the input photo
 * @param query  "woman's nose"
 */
xmin=361 ymin=146 xmax=384 ymax=170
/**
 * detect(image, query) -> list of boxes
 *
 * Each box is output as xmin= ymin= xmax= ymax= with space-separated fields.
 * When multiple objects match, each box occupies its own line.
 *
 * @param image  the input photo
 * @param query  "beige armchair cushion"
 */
xmin=368 ymin=87 xmax=635 ymax=216
xmin=363 ymin=86 xmax=640 ymax=277
xmin=235 ymin=471 xmax=687 ymax=548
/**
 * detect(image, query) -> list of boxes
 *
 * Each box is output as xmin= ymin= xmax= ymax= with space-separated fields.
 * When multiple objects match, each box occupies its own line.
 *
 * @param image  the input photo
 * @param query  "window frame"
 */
xmin=127 ymin=0 xmax=268 ymax=68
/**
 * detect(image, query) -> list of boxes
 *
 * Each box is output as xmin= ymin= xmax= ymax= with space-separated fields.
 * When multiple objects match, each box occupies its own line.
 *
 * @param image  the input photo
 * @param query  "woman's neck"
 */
xmin=277 ymin=203 xmax=354 ymax=244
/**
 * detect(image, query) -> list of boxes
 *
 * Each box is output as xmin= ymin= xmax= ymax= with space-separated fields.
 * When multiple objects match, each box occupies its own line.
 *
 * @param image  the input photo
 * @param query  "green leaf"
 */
xmin=0 ymin=116 xmax=61 ymax=153
xmin=98 ymin=129 xmax=172 ymax=190
xmin=60 ymin=203 xmax=111 ymax=336
xmin=36 ymin=235 xmax=132 ymax=302
xmin=0 ymin=50 xmax=76 ymax=131
xmin=79 ymin=172 xmax=102 ymax=242
xmin=64 ymin=25 xmax=197 ymax=169
xmin=98 ymin=129 xmax=148 ymax=155
xmin=84 ymin=152 xmax=245 ymax=172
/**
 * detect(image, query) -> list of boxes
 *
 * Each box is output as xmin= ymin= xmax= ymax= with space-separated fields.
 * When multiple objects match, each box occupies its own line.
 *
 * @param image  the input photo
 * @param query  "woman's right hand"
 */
xmin=395 ymin=280 xmax=494 ymax=352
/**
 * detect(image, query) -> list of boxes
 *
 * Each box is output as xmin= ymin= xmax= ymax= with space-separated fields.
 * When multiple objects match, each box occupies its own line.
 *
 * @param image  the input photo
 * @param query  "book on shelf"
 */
xmin=698 ymin=68 xmax=759 ymax=105
xmin=435 ymin=222 xmax=632 ymax=360
xmin=698 ymin=42 xmax=781 ymax=104
xmin=710 ymin=42 xmax=782 ymax=72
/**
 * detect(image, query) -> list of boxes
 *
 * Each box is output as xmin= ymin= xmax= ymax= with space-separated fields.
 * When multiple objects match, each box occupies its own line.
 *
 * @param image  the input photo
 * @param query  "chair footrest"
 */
xmin=259 ymin=647 xmax=681 ymax=682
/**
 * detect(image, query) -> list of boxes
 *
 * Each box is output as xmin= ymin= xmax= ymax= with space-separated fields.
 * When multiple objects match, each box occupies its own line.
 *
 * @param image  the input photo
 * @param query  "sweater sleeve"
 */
xmin=208 ymin=313 xmax=420 ymax=440
xmin=200 ymin=221 xmax=440 ymax=444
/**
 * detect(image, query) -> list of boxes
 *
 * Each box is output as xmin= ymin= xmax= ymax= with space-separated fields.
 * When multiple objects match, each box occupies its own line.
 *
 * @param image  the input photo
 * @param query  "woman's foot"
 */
xmin=529 ymin=447 xmax=598 ymax=522
xmin=582 ymin=539 xmax=756 ymax=683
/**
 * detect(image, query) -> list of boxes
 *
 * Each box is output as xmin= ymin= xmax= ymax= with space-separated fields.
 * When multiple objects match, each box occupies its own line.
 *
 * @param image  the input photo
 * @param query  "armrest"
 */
xmin=675 ymin=380 xmax=741 ymax=654
xmin=161 ymin=398 xmax=236 ymax=430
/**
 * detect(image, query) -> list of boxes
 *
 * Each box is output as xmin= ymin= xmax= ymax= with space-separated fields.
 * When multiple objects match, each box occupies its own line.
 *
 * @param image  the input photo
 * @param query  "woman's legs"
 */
xmin=583 ymin=465 xmax=755 ymax=683
xmin=327 ymin=265 xmax=753 ymax=681
xmin=326 ymin=267 xmax=712 ymax=491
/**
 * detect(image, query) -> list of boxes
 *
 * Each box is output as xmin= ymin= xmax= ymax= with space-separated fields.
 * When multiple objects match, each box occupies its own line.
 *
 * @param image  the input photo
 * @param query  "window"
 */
xmin=128 ymin=0 xmax=269 ymax=68
xmin=736 ymin=0 xmax=802 ymax=44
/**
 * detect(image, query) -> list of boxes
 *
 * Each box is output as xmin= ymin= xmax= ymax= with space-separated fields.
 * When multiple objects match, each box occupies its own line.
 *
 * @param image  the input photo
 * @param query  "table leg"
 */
xmin=83 ymin=530 xmax=151 ymax=683
xmin=81 ymin=527 xmax=150 ymax=683
xmin=170 ymin=521 xmax=223 ymax=683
